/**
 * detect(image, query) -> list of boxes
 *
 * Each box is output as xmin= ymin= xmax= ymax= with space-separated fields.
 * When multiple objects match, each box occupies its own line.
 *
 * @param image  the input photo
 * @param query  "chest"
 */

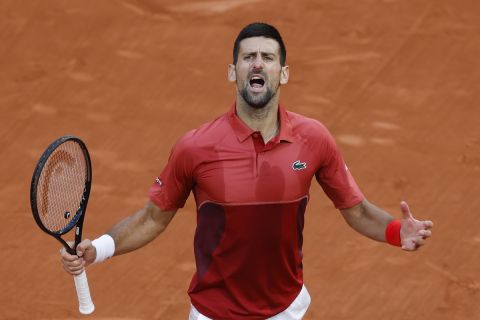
xmin=192 ymin=141 xmax=319 ymax=203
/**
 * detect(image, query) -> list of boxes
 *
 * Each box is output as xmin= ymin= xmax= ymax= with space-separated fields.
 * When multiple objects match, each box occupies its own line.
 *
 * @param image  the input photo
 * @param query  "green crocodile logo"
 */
xmin=292 ymin=160 xmax=307 ymax=171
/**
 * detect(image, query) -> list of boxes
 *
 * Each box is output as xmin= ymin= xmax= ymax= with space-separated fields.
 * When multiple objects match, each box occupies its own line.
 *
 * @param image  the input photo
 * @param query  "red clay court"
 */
xmin=1 ymin=0 xmax=479 ymax=319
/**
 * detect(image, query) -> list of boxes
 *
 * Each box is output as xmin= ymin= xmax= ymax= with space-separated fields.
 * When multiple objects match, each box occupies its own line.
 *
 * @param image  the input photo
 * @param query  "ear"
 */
xmin=280 ymin=65 xmax=289 ymax=85
xmin=228 ymin=64 xmax=236 ymax=82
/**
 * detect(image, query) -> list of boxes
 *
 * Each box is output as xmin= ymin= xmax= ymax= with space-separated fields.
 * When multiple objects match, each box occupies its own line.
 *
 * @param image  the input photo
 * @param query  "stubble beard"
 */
xmin=240 ymin=87 xmax=274 ymax=109
xmin=239 ymin=75 xmax=279 ymax=109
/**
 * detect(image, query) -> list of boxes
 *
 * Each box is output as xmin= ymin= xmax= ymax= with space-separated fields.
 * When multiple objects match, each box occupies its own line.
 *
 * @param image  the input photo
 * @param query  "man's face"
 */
xmin=229 ymin=37 xmax=288 ymax=109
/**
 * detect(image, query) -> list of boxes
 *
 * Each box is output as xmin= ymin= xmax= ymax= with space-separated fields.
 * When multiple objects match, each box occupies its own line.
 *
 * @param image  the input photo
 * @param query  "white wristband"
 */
xmin=91 ymin=234 xmax=115 ymax=264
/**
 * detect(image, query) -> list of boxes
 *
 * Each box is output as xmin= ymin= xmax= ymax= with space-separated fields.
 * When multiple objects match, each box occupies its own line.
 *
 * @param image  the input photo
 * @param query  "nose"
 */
xmin=252 ymin=54 xmax=263 ymax=70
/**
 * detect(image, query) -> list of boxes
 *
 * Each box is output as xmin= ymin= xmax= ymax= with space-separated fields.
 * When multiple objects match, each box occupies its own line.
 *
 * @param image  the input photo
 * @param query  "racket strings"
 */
xmin=36 ymin=141 xmax=87 ymax=233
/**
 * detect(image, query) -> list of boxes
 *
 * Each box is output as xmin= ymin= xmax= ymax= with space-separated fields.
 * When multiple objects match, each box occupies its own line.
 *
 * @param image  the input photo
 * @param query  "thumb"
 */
xmin=400 ymin=201 xmax=413 ymax=220
xmin=76 ymin=239 xmax=92 ymax=257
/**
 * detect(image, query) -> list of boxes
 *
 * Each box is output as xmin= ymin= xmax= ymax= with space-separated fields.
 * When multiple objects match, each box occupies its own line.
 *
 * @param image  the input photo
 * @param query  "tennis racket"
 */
xmin=30 ymin=135 xmax=95 ymax=314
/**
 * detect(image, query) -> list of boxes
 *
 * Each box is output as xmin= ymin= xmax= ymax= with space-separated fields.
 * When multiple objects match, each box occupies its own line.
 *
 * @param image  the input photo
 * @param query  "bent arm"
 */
xmin=340 ymin=199 xmax=393 ymax=242
xmin=61 ymin=201 xmax=176 ymax=275
xmin=107 ymin=200 xmax=177 ymax=256
xmin=340 ymin=199 xmax=433 ymax=250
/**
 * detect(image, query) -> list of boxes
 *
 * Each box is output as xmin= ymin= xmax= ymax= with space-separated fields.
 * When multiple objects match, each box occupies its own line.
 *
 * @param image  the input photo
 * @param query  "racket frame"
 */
xmin=30 ymin=135 xmax=92 ymax=255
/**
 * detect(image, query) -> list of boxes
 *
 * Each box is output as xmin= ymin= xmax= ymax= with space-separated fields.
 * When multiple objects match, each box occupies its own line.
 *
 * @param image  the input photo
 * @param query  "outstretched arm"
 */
xmin=340 ymin=199 xmax=433 ymax=251
xmin=61 ymin=201 xmax=176 ymax=275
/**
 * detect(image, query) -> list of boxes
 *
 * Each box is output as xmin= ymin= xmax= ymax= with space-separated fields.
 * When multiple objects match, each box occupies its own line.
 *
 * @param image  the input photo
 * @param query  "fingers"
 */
xmin=400 ymin=201 xmax=413 ymax=220
xmin=401 ymin=237 xmax=425 ymax=251
xmin=60 ymin=247 xmax=85 ymax=275
xmin=62 ymin=258 xmax=85 ymax=276
xmin=417 ymin=229 xmax=432 ymax=239
xmin=401 ymin=229 xmax=432 ymax=251
xmin=75 ymin=239 xmax=92 ymax=258
xmin=60 ymin=246 xmax=76 ymax=261
xmin=401 ymin=202 xmax=434 ymax=230
xmin=423 ymin=220 xmax=434 ymax=229
xmin=60 ymin=239 xmax=93 ymax=276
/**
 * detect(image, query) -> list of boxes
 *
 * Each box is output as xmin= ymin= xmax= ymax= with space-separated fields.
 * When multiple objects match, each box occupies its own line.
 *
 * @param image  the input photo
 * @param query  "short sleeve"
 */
xmin=148 ymin=133 xmax=195 ymax=211
xmin=315 ymin=131 xmax=364 ymax=209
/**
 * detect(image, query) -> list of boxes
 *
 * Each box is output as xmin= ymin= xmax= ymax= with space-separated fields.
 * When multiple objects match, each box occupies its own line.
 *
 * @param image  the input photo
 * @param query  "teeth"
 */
xmin=249 ymin=75 xmax=265 ymax=88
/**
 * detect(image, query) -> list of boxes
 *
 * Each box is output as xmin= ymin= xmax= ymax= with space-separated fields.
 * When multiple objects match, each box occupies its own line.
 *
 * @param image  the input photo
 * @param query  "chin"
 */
xmin=241 ymin=89 xmax=275 ymax=109
xmin=247 ymin=96 xmax=271 ymax=109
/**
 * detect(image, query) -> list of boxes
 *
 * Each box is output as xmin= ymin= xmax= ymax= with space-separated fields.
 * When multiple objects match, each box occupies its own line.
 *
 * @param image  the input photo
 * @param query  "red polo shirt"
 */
xmin=149 ymin=104 xmax=364 ymax=319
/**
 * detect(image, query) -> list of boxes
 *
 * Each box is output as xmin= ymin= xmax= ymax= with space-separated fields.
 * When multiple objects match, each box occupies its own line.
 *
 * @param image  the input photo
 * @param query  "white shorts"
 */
xmin=189 ymin=285 xmax=311 ymax=320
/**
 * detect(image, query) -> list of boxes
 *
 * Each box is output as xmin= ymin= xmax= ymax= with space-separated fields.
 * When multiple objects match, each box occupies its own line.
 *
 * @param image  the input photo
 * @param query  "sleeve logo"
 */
xmin=155 ymin=177 xmax=163 ymax=186
xmin=292 ymin=160 xmax=307 ymax=171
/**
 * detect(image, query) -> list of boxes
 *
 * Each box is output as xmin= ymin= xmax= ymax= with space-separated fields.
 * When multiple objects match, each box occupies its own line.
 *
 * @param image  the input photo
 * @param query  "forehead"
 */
xmin=238 ymin=36 xmax=280 ymax=55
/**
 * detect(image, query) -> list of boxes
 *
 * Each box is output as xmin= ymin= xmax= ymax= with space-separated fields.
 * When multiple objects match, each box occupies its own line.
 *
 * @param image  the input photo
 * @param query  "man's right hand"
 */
xmin=60 ymin=240 xmax=96 ymax=276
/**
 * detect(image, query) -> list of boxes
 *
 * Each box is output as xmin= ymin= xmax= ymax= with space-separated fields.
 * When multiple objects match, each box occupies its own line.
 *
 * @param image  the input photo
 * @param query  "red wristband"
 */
xmin=385 ymin=220 xmax=402 ymax=247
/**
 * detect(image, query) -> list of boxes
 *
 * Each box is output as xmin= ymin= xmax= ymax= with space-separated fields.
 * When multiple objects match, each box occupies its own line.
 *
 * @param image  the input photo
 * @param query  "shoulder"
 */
xmin=286 ymin=110 xmax=335 ymax=143
xmin=286 ymin=110 xmax=344 ymax=167
xmin=171 ymin=112 xmax=229 ymax=154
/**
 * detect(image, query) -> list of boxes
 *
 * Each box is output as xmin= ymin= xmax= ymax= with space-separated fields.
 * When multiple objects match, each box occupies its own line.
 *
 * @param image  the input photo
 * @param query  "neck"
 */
xmin=236 ymin=94 xmax=280 ymax=143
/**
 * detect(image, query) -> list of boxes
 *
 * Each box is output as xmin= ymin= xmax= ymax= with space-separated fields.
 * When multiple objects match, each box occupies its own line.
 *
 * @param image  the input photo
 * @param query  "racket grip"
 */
xmin=73 ymin=270 xmax=95 ymax=314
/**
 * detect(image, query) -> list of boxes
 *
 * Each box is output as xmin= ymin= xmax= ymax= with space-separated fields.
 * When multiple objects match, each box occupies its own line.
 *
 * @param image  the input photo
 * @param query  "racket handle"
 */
xmin=73 ymin=270 xmax=95 ymax=314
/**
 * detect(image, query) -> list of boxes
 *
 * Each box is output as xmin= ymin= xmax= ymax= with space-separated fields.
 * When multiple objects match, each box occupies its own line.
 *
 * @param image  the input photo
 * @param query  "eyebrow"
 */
xmin=242 ymin=51 xmax=277 ymax=57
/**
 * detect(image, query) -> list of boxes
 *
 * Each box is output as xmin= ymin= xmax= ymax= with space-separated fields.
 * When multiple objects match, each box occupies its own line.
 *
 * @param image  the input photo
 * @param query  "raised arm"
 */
xmin=340 ymin=199 xmax=433 ymax=251
xmin=61 ymin=201 xmax=176 ymax=275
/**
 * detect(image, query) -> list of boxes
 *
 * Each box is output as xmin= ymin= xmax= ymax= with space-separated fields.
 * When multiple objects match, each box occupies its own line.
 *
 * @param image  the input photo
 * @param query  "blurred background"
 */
xmin=1 ymin=0 xmax=479 ymax=319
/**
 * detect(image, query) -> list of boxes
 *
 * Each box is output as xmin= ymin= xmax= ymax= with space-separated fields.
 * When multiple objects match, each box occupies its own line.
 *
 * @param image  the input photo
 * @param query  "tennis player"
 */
xmin=61 ymin=22 xmax=433 ymax=319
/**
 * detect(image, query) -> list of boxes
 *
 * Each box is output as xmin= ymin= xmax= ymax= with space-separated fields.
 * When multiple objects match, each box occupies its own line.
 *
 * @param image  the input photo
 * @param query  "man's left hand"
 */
xmin=399 ymin=201 xmax=434 ymax=251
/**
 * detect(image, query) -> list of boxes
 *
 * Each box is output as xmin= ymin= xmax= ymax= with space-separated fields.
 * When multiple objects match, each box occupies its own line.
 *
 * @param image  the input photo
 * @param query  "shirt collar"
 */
xmin=228 ymin=103 xmax=295 ymax=143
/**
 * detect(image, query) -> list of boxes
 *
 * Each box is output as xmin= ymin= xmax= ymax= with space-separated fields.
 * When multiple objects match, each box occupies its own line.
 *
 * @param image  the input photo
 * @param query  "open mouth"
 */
xmin=249 ymin=75 xmax=265 ymax=89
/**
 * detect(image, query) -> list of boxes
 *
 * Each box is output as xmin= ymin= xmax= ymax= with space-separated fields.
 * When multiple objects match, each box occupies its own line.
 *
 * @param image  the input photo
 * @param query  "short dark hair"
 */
xmin=233 ymin=22 xmax=287 ymax=66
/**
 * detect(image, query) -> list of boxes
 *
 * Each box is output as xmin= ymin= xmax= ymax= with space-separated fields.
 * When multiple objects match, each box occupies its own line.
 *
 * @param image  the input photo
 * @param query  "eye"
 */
xmin=262 ymin=54 xmax=275 ymax=62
